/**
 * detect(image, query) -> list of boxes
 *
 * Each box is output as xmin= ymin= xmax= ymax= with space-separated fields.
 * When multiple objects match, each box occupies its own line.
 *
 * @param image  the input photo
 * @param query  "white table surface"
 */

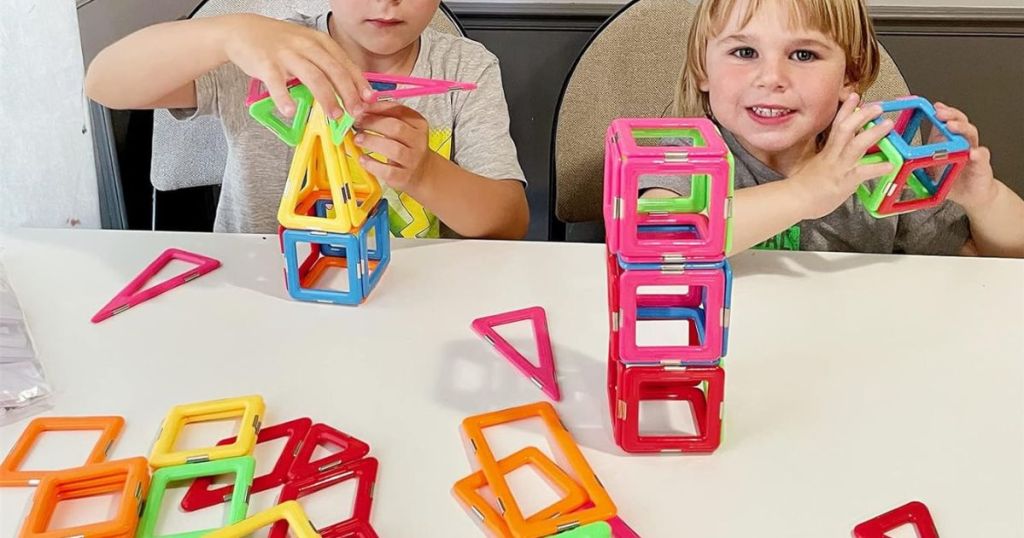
xmin=1 ymin=228 xmax=1022 ymax=537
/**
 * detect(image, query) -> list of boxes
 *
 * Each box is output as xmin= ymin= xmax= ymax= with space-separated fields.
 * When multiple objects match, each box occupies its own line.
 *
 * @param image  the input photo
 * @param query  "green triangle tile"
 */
xmin=248 ymin=84 xmax=314 ymax=147
xmin=328 ymin=97 xmax=355 ymax=145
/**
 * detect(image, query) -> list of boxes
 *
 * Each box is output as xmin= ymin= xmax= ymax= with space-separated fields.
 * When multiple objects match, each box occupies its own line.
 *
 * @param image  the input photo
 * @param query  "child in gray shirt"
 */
xmin=86 ymin=2 xmax=529 ymax=239
xmin=643 ymin=127 xmax=969 ymax=254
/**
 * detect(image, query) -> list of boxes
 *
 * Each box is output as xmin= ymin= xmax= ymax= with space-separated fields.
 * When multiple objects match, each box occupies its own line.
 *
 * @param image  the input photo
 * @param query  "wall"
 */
xmin=0 ymin=0 xmax=99 ymax=230
xmin=75 ymin=0 xmax=197 ymax=67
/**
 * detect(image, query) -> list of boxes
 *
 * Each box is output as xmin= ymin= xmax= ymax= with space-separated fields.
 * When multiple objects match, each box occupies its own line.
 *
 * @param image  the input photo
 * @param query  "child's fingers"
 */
xmin=842 ymin=119 xmax=893 ymax=162
xmin=934 ymin=103 xmax=979 ymax=144
xmin=285 ymin=57 xmax=342 ymax=119
xmin=934 ymin=102 xmax=967 ymax=122
xmin=828 ymin=101 xmax=882 ymax=156
xmin=328 ymin=61 xmax=368 ymax=117
xmin=263 ymin=72 xmax=296 ymax=116
xmin=832 ymin=93 xmax=861 ymax=126
xmin=316 ymin=34 xmax=373 ymax=104
xmin=970 ymin=146 xmax=992 ymax=166
xmin=847 ymin=102 xmax=884 ymax=132
xmin=304 ymin=47 xmax=361 ymax=117
xmin=945 ymin=120 xmax=980 ymax=147
xmin=359 ymin=154 xmax=400 ymax=184
xmin=829 ymin=96 xmax=875 ymax=150
xmin=359 ymin=102 xmax=427 ymax=129
xmin=355 ymin=115 xmax=415 ymax=147
xmin=824 ymin=95 xmax=862 ymax=152
xmin=852 ymin=161 xmax=895 ymax=185
xmin=356 ymin=133 xmax=411 ymax=167
xmin=360 ymin=100 xmax=410 ymax=116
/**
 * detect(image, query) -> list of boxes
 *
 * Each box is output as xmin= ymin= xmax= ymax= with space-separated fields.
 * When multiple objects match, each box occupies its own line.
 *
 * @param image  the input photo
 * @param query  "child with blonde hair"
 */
xmin=645 ymin=0 xmax=1024 ymax=257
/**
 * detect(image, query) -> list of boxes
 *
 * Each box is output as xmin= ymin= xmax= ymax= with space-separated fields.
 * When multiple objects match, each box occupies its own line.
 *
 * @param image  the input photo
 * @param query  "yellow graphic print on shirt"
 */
xmin=346 ymin=127 xmax=453 ymax=239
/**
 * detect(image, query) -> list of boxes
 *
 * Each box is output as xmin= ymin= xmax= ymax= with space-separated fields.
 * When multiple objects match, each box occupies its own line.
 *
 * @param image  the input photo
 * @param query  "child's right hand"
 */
xmin=221 ymin=14 xmax=373 ymax=119
xmin=787 ymin=94 xmax=895 ymax=219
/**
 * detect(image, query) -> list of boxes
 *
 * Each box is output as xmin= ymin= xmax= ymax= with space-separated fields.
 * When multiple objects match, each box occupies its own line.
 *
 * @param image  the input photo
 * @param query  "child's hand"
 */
xmin=354 ymin=101 xmax=434 ymax=193
xmin=931 ymin=103 xmax=998 ymax=212
xmin=787 ymin=94 xmax=895 ymax=219
xmin=222 ymin=14 xmax=372 ymax=119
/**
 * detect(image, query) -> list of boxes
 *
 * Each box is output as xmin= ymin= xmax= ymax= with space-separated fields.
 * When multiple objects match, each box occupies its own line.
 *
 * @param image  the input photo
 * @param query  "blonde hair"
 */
xmin=675 ymin=0 xmax=880 ymax=117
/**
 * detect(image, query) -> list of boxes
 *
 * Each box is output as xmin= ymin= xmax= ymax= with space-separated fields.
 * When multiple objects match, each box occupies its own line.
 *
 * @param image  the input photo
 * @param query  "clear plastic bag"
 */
xmin=0 ymin=256 xmax=53 ymax=424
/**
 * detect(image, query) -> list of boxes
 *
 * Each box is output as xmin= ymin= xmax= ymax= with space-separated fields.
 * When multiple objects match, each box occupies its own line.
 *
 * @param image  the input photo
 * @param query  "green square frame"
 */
xmin=137 ymin=456 xmax=255 ymax=538
xmin=633 ymin=147 xmax=734 ymax=254
xmin=855 ymin=125 xmax=920 ymax=217
xmin=634 ymin=127 xmax=710 ymax=214
xmin=248 ymin=85 xmax=315 ymax=147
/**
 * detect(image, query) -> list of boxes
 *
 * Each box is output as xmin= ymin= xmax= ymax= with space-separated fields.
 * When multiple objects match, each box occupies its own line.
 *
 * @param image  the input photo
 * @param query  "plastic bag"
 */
xmin=0 ymin=256 xmax=53 ymax=424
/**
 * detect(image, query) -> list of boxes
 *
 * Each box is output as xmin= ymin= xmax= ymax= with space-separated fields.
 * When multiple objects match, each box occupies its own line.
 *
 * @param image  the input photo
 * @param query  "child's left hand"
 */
xmin=932 ymin=103 xmax=998 ymax=212
xmin=353 ymin=101 xmax=435 ymax=193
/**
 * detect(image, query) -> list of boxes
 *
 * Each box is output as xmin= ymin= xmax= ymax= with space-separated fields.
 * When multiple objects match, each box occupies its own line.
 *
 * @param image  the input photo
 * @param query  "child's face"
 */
xmin=331 ymin=0 xmax=440 ymax=56
xmin=700 ymin=1 xmax=856 ymax=159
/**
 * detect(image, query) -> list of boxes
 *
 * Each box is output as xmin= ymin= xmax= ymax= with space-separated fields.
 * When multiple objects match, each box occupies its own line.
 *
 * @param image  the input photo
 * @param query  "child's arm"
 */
xmin=85 ymin=14 xmax=371 ymax=120
xmin=961 ymin=181 xmax=1024 ymax=257
xmin=727 ymin=181 xmax=823 ymax=254
xmin=728 ymin=95 xmax=894 ymax=254
xmin=643 ymin=95 xmax=892 ymax=254
xmin=355 ymin=101 xmax=529 ymax=240
xmin=933 ymin=103 xmax=1024 ymax=258
xmin=404 ymin=153 xmax=529 ymax=240
xmin=644 ymin=181 xmax=813 ymax=253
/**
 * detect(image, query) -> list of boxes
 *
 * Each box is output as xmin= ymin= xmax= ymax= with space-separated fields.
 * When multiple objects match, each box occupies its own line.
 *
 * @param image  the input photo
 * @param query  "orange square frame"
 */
xmin=452 ymin=446 xmax=588 ymax=537
xmin=0 ymin=416 xmax=125 ymax=487
xmin=18 ymin=457 xmax=150 ymax=538
xmin=460 ymin=402 xmax=616 ymax=537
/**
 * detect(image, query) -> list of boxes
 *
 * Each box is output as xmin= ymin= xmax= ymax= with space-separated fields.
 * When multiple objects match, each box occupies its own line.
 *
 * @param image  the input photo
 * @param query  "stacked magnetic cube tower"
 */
xmin=856 ymin=95 xmax=970 ymax=218
xmin=603 ymin=118 xmax=735 ymax=454
xmin=247 ymin=79 xmax=391 ymax=306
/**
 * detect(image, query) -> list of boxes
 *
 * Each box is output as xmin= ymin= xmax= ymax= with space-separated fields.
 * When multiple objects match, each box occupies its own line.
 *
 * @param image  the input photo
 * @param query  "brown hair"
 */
xmin=676 ymin=0 xmax=880 ymax=117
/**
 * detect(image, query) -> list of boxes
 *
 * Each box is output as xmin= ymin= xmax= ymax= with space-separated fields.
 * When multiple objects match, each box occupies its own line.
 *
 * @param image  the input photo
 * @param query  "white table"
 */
xmin=1 ymin=228 xmax=1022 ymax=537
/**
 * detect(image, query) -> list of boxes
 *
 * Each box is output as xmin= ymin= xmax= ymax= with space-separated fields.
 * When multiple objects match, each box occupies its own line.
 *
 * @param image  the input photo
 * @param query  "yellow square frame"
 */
xmin=203 ymin=500 xmax=319 ymax=538
xmin=277 ymin=103 xmax=382 ymax=234
xmin=149 ymin=395 xmax=265 ymax=468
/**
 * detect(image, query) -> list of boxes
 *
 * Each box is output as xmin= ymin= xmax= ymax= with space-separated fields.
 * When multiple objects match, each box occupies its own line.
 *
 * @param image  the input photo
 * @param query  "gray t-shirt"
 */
xmin=172 ymin=13 xmax=525 ymax=236
xmin=640 ymin=126 xmax=969 ymax=255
